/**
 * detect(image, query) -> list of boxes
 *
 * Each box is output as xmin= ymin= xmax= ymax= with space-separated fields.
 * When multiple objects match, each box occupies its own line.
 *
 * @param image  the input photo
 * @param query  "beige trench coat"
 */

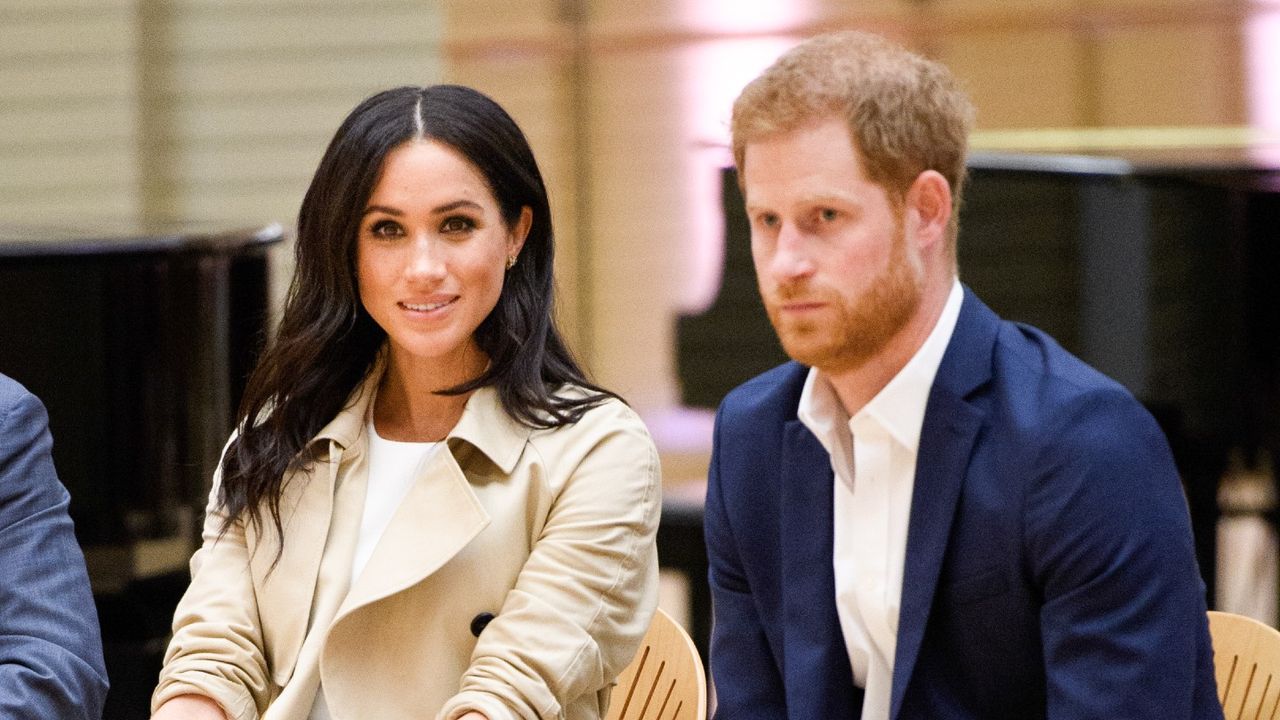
xmin=152 ymin=370 xmax=661 ymax=720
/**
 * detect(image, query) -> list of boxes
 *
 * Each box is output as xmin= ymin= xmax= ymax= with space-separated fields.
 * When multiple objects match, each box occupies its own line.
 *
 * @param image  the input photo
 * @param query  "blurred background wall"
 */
xmin=5 ymin=0 xmax=1271 ymax=422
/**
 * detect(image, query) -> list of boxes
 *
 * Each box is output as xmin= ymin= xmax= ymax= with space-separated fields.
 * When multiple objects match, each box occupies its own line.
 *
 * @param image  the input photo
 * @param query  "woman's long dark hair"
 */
xmin=218 ymin=85 xmax=616 ymax=541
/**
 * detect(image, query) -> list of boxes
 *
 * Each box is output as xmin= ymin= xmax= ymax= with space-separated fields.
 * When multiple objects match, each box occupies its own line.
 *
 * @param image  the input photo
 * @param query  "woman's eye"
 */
xmin=819 ymin=208 xmax=838 ymax=222
xmin=441 ymin=216 xmax=475 ymax=233
xmin=369 ymin=220 xmax=402 ymax=238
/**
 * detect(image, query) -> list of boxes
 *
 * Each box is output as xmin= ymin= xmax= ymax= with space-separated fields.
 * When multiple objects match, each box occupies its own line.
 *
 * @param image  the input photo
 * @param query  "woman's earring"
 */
xmin=506 ymin=255 xmax=517 ymax=270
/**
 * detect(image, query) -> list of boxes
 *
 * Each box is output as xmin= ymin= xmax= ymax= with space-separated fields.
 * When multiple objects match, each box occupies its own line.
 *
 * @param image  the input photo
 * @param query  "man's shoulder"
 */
xmin=971 ymin=307 xmax=1161 ymax=459
xmin=0 ymin=373 xmax=40 ymax=427
xmin=989 ymin=318 xmax=1134 ymax=406
xmin=718 ymin=361 xmax=808 ymax=424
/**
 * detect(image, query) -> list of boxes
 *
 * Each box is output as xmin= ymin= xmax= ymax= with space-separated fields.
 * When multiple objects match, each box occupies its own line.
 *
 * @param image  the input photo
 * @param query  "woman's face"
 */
xmin=357 ymin=139 xmax=530 ymax=378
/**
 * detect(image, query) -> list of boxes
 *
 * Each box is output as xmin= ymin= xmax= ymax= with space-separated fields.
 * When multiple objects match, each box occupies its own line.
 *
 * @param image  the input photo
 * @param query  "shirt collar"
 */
xmin=857 ymin=278 xmax=964 ymax=452
xmin=309 ymin=350 xmax=532 ymax=474
xmin=797 ymin=278 xmax=964 ymax=455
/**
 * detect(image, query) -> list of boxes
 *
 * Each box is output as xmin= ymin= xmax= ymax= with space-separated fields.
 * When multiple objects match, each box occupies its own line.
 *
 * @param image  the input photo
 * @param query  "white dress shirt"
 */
xmin=797 ymin=279 xmax=963 ymax=720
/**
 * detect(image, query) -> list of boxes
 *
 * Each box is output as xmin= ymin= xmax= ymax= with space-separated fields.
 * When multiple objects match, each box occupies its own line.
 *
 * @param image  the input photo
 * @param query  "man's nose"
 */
xmin=770 ymin=225 xmax=816 ymax=281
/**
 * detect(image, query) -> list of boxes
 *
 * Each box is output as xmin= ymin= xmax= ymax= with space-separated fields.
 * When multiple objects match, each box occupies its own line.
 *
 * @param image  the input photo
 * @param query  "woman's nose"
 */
xmin=404 ymin=236 xmax=447 ymax=282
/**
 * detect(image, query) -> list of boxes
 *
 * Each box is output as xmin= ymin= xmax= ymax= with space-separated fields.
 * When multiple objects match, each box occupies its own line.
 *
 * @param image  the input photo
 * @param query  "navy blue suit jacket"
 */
xmin=705 ymin=288 xmax=1222 ymax=719
xmin=0 ymin=374 xmax=108 ymax=719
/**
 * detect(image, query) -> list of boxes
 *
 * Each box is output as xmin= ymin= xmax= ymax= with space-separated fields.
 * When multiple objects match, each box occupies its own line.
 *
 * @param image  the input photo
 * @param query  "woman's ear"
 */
xmin=906 ymin=170 xmax=952 ymax=252
xmin=509 ymin=206 xmax=533 ymax=258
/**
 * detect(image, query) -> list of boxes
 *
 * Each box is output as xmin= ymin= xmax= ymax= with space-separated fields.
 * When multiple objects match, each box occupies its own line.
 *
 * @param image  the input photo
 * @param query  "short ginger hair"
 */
xmin=732 ymin=31 xmax=975 ymax=247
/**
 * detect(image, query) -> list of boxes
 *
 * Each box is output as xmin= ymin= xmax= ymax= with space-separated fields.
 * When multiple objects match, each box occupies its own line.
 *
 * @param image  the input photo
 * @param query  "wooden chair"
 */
xmin=607 ymin=607 xmax=707 ymax=720
xmin=1209 ymin=610 xmax=1280 ymax=719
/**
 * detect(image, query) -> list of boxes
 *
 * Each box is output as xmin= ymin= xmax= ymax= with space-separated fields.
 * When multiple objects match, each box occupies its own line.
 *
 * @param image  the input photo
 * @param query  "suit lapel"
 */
xmin=890 ymin=288 xmax=997 ymax=719
xmin=780 ymin=420 xmax=863 ymax=717
xmin=889 ymin=392 xmax=981 ymax=718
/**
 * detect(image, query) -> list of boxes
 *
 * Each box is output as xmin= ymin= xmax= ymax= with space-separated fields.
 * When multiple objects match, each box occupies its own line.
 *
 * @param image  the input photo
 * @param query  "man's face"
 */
xmin=742 ymin=116 xmax=924 ymax=375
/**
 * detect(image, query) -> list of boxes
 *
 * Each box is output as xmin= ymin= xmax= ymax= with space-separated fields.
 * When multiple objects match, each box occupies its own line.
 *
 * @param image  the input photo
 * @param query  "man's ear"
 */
xmin=906 ymin=170 xmax=952 ymax=251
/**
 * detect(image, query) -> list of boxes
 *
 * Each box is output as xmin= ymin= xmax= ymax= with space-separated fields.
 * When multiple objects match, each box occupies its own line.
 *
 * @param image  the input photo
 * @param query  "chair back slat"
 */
xmin=607 ymin=608 xmax=707 ymax=720
xmin=1209 ymin=611 xmax=1280 ymax=720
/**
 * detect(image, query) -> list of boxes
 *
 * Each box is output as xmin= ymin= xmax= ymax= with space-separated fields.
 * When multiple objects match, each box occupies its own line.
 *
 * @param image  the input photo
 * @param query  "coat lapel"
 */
xmin=780 ymin=419 xmax=863 ymax=717
xmin=246 ymin=367 xmax=379 ymax=683
xmin=333 ymin=386 xmax=525 ymax=618
xmin=334 ymin=445 xmax=490 ymax=617
xmin=890 ymin=288 xmax=996 ymax=719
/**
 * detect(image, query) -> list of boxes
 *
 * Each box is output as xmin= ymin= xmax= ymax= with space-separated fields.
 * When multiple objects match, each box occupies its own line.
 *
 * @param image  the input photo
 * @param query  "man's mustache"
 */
xmin=768 ymin=282 xmax=831 ymax=303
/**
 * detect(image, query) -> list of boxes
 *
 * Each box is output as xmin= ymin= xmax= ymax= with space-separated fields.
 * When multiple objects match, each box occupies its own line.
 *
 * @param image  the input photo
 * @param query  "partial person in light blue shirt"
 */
xmin=0 ymin=372 xmax=108 ymax=719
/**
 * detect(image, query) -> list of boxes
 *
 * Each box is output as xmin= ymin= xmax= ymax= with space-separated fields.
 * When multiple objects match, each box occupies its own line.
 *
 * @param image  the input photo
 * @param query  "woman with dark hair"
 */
xmin=150 ymin=85 xmax=661 ymax=720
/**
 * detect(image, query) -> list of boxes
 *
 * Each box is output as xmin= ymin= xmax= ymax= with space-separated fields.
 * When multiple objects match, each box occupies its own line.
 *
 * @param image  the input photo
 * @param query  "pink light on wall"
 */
xmin=678 ymin=0 xmax=814 ymax=34
xmin=677 ymin=17 xmax=809 ymax=314
xmin=1246 ymin=7 xmax=1280 ymax=164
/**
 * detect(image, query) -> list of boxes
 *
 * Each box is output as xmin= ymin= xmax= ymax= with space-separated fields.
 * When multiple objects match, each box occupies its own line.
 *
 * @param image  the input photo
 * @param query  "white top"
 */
xmin=796 ymin=279 xmax=963 ymax=720
xmin=308 ymin=419 xmax=440 ymax=720
xmin=351 ymin=420 xmax=441 ymax=585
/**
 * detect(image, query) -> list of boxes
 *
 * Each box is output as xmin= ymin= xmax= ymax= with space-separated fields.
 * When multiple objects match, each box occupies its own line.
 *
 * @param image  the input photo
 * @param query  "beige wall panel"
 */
xmin=157 ymin=53 xmax=440 ymax=98
xmin=589 ymin=0 xmax=697 ymax=36
xmin=443 ymin=0 xmax=560 ymax=44
xmin=165 ymin=10 xmax=438 ymax=52
xmin=3 ymin=101 xmax=137 ymax=148
xmin=0 ymin=15 xmax=135 ymax=58
xmin=0 ymin=0 xmax=131 ymax=13
xmin=167 ymin=99 xmax=356 ymax=144
xmin=585 ymin=48 xmax=694 ymax=409
xmin=152 ymin=3 xmax=443 ymax=223
xmin=1095 ymin=24 xmax=1244 ymax=126
xmin=166 ymin=146 xmax=325 ymax=186
xmin=0 ymin=2 xmax=140 ymax=223
xmin=0 ymin=148 xmax=139 ymax=192
xmin=1082 ymin=0 xmax=1234 ymax=9
xmin=926 ymin=0 xmax=1084 ymax=10
xmin=816 ymin=0 xmax=908 ymax=18
xmin=589 ymin=0 xmax=860 ymax=36
xmin=0 ymin=60 xmax=136 ymax=103
xmin=936 ymin=29 xmax=1087 ymax=129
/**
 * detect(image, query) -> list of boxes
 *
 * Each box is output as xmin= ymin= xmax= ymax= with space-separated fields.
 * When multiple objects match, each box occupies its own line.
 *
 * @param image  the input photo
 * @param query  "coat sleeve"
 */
xmin=438 ymin=400 xmax=662 ymax=720
xmin=704 ymin=403 xmax=788 ymax=720
xmin=0 ymin=381 xmax=109 ymax=720
xmin=1028 ymin=388 xmax=1222 ymax=719
xmin=151 ymin=439 xmax=272 ymax=720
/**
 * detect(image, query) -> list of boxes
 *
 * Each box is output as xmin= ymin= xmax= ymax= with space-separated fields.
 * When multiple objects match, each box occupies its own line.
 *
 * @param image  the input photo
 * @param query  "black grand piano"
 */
xmin=674 ymin=151 xmax=1280 ymax=644
xmin=0 ymin=222 xmax=281 ymax=719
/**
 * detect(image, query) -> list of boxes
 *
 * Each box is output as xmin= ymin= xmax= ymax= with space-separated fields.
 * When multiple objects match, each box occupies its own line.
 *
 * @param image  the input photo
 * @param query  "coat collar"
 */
xmin=249 ymin=355 xmax=533 ymax=677
xmin=308 ymin=354 xmax=533 ymax=475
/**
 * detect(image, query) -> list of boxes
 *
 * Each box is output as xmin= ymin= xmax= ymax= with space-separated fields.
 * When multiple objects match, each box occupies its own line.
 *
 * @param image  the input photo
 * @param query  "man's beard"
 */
xmin=763 ymin=223 xmax=923 ymax=375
